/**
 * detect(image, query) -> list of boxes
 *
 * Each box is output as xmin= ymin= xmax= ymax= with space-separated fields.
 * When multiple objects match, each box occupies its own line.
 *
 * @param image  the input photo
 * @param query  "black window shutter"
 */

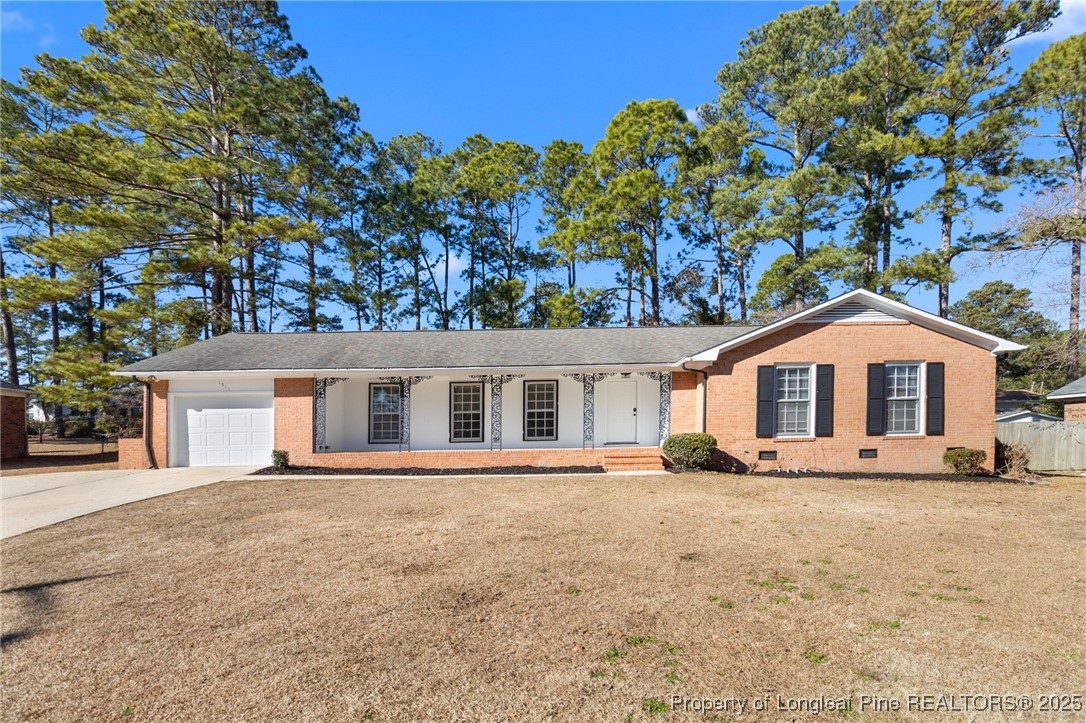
xmin=866 ymin=363 xmax=885 ymax=436
xmin=815 ymin=364 xmax=834 ymax=437
xmin=756 ymin=366 xmax=775 ymax=438
xmin=926 ymin=362 xmax=945 ymax=436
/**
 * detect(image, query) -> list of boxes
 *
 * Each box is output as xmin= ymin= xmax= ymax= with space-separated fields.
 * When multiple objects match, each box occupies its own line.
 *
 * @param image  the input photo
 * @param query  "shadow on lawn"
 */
xmin=1 ymin=572 xmax=124 ymax=647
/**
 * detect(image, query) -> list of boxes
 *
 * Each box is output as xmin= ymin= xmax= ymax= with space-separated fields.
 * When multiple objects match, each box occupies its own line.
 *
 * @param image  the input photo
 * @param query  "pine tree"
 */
xmin=911 ymin=0 xmax=1057 ymax=316
xmin=716 ymin=3 xmax=849 ymax=310
xmin=588 ymin=99 xmax=696 ymax=325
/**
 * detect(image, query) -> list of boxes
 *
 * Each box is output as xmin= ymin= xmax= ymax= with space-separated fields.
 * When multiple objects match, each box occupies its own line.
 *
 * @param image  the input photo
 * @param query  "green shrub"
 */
xmin=663 ymin=433 xmax=717 ymax=469
xmin=943 ymin=448 xmax=986 ymax=475
xmin=271 ymin=449 xmax=290 ymax=471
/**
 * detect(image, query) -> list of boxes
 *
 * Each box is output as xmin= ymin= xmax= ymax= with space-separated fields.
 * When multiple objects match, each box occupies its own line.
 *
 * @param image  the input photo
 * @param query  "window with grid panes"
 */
xmin=775 ymin=366 xmax=811 ymax=436
xmin=450 ymin=382 xmax=484 ymax=442
xmin=369 ymin=383 xmax=401 ymax=443
xmin=523 ymin=380 xmax=557 ymax=441
xmin=885 ymin=363 xmax=920 ymax=433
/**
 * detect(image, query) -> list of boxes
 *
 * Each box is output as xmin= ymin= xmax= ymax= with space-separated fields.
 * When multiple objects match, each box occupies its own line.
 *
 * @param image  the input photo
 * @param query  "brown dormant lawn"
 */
xmin=2 ymin=473 xmax=1083 ymax=721
xmin=0 ymin=437 xmax=118 ymax=477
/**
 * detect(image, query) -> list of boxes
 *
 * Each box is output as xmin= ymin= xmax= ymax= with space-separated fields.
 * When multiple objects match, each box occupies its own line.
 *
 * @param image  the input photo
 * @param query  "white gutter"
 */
xmin=1046 ymin=391 xmax=1086 ymax=401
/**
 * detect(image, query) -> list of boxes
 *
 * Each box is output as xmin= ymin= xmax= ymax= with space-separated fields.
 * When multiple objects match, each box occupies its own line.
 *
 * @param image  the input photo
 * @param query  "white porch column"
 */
xmin=313 ymin=377 xmax=348 ymax=452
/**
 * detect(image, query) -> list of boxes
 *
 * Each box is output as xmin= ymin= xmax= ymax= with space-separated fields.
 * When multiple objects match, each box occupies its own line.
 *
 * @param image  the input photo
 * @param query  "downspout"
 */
xmin=680 ymin=362 xmax=709 ymax=434
xmin=133 ymin=376 xmax=158 ymax=469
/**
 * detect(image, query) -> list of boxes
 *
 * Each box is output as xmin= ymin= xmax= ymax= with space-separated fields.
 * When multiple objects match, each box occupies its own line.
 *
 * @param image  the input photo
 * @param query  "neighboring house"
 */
xmin=114 ymin=289 xmax=1023 ymax=473
xmin=1 ymin=381 xmax=34 ymax=460
xmin=995 ymin=409 xmax=1062 ymax=424
xmin=26 ymin=399 xmax=74 ymax=423
xmin=995 ymin=389 xmax=1045 ymax=415
xmin=1047 ymin=375 xmax=1086 ymax=422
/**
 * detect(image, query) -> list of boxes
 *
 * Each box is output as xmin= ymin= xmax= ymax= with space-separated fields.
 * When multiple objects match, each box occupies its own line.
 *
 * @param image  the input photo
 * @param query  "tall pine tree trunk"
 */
xmin=47 ymin=202 xmax=64 ymax=436
xmin=1070 ymin=170 xmax=1083 ymax=379
xmin=443 ymin=233 xmax=452 ymax=329
xmin=736 ymin=250 xmax=748 ymax=323
xmin=625 ymin=267 xmax=633 ymax=327
xmin=939 ymin=194 xmax=953 ymax=318
xmin=306 ymin=237 xmax=317 ymax=332
xmin=247 ymin=246 xmax=258 ymax=333
xmin=715 ymin=232 xmax=726 ymax=321
xmin=880 ymin=166 xmax=893 ymax=295
xmin=793 ymin=225 xmax=806 ymax=310
xmin=648 ymin=220 xmax=661 ymax=325
xmin=0 ymin=245 xmax=18 ymax=385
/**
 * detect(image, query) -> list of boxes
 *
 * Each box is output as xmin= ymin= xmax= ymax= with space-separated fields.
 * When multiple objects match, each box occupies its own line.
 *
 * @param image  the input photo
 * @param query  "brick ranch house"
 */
xmin=1047 ymin=375 xmax=1086 ymax=422
xmin=114 ymin=289 xmax=1022 ymax=473
xmin=1 ymin=380 xmax=33 ymax=461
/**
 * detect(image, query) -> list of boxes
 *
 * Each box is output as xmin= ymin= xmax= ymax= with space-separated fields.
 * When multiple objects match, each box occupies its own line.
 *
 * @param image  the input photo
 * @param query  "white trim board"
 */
xmin=681 ymin=289 xmax=1025 ymax=367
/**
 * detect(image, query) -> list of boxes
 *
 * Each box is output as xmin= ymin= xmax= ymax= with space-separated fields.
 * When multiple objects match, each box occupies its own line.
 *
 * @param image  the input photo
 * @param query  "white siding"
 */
xmin=316 ymin=373 xmax=663 ymax=452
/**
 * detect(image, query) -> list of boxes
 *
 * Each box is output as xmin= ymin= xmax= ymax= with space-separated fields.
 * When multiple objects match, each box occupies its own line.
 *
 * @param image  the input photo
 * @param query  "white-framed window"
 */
xmin=523 ymin=380 xmax=558 ymax=441
xmin=450 ymin=382 xmax=484 ymax=442
xmin=775 ymin=364 xmax=813 ymax=437
xmin=369 ymin=383 xmax=401 ymax=444
xmin=885 ymin=362 xmax=922 ymax=434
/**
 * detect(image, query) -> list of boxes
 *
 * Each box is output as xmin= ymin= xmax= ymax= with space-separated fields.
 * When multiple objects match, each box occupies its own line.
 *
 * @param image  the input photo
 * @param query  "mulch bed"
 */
xmin=251 ymin=464 xmax=606 ymax=476
xmin=666 ymin=466 xmax=1031 ymax=484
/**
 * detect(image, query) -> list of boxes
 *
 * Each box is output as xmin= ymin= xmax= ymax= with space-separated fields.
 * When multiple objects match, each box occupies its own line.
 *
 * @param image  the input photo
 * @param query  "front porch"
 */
xmin=290 ymin=370 xmax=674 ymax=471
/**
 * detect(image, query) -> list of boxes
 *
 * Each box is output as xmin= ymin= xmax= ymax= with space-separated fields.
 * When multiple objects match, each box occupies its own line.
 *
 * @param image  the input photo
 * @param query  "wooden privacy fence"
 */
xmin=995 ymin=421 xmax=1086 ymax=471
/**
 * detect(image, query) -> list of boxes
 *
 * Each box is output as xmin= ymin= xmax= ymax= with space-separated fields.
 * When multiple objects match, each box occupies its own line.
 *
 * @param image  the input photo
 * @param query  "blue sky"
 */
xmin=2 ymin=1 xmax=1085 ymax=327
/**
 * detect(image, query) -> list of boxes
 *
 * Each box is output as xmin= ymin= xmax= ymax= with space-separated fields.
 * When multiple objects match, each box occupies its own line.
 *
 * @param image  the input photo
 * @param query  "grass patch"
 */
xmin=602 ymin=648 xmax=627 ymax=663
xmin=804 ymin=644 xmax=828 ymax=665
xmin=642 ymin=698 xmax=668 ymax=715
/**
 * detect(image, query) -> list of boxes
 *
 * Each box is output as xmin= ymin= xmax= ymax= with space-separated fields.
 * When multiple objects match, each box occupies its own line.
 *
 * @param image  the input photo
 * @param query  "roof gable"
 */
xmin=681 ymin=289 xmax=1025 ymax=365
xmin=1048 ymin=375 xmax=1086 ymax=400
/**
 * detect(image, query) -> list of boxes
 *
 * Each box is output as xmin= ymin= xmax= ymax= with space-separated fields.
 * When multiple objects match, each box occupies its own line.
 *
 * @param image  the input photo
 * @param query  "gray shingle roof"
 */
xmin=116 ymin=325 xmax=757 ymax=374
xmin=1048 ymin=375 xmax=1086 ymax=400
xmin=0 ymin=380 xmax=33 ymax=394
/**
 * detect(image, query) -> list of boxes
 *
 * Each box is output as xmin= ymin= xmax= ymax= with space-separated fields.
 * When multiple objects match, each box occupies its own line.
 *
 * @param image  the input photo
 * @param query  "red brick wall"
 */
xmin=122 ymin=381 xmax=168 ymax=468
xmin=671 ymin=371 xmax=700 ymax=434
xmin=674 ymin=322 xmax=997 ymax=474
xmin=118 ymin=437 xmax=147 ymax=469
xmin=274 ymin=378 xmax=314 ymax=461
xmin=150 ymin=380 xmax=168 ymax=467
xmin=1 ymin=394 xmax=27 ymax=460
xmin=1065 ymin=402 xmax=1086 ymax=422
xmin=295 ymin=447 xmax=610 ymax=470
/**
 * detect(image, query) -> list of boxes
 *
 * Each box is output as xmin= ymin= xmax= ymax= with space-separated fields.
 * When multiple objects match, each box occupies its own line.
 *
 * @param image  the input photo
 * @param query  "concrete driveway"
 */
xmin=1 ymin=467 xmax=256 ymax=539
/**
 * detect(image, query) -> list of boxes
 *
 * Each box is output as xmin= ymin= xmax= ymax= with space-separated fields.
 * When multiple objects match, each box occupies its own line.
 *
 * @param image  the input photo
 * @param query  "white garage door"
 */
xmin=187 ymin=407 xmax=273 ymax=466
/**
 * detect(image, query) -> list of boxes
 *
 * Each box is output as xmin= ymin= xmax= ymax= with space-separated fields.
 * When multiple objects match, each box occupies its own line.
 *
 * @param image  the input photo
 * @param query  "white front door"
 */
xmin=606 ymin=380 xmax=638 ymax=444
xmin=187 ymin=408 xmax=274 ymax=466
